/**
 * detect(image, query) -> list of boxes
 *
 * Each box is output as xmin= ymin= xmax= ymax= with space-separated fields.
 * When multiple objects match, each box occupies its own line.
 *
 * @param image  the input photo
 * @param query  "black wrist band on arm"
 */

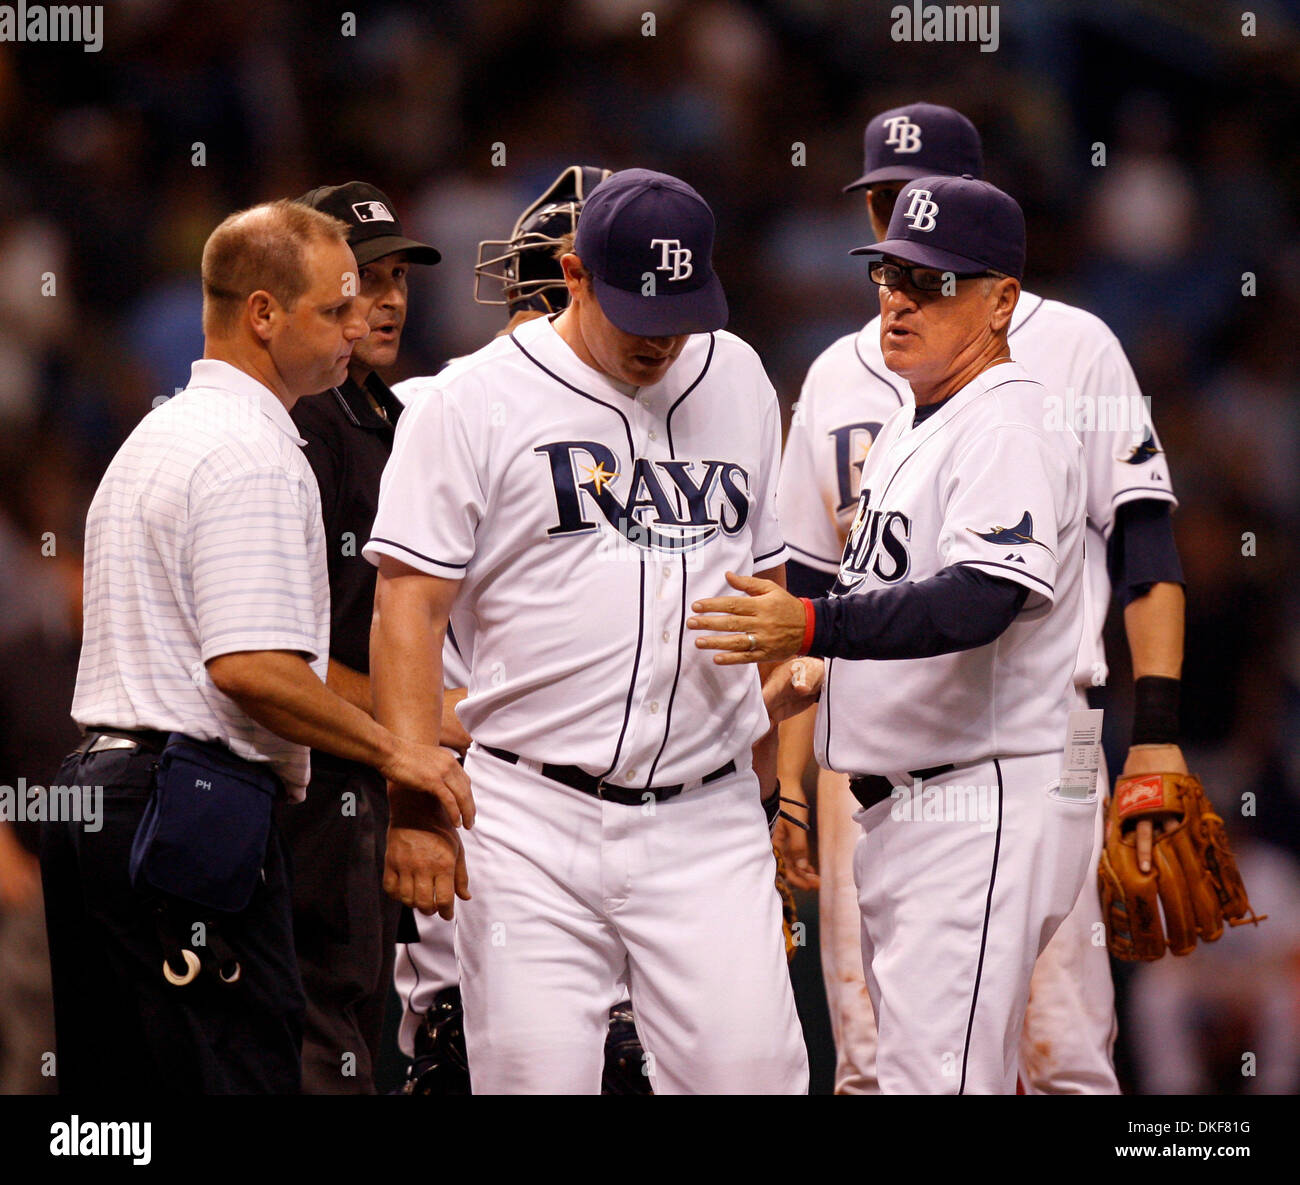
xmin=1132 ymin=675 xmax=1181 ymax=745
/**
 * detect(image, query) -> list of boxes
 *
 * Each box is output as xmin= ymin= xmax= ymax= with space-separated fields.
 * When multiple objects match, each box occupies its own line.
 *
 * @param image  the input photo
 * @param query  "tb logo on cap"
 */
xmin=651 ymin=238 xmax=694 ymax=282
xmin=352 ymin=200 xmax=394 ymax=223
xmin=902 ymin=188 xmax=939 ymax=233
xmin=882 ymin=115 xmax=923 ymax=154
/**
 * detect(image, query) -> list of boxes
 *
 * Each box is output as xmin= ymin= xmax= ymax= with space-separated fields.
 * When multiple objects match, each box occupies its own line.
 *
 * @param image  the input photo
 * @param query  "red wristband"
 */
xmin=799 ymin=598 xmax=817 ymax=656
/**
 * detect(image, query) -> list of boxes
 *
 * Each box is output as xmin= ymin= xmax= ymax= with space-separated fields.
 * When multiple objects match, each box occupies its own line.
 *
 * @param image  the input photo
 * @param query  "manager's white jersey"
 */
xmin=779 ymin=292 xmax=1176 ymax=688
xmin=366 ymin=314 xmax=787 ymax=788
xmin=72 ymin=360 xmax=330 ymax=799
xmin=813 ymin=362 xmax=1086 ymax=776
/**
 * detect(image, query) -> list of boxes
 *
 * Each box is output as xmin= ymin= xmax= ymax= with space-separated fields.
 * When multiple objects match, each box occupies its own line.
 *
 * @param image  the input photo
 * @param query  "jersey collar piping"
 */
xmin=529 ymin=315 xmax=700 ymax=410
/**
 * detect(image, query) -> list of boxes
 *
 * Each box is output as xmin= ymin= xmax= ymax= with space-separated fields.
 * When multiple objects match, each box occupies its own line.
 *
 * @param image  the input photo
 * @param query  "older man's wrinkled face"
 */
xmin=877 ymin=258 xmax=1013 ymax=390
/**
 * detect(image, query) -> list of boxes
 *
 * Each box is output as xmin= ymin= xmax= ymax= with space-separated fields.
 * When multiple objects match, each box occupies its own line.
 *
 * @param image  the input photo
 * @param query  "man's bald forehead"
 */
xmin=201 ymin=199 xmax=351 ymax=335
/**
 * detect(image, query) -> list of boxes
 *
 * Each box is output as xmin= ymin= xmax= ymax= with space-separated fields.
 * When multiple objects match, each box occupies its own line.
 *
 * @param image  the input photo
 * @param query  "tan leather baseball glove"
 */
xmin=1098 ymin=772 xmax=1264 ymax=960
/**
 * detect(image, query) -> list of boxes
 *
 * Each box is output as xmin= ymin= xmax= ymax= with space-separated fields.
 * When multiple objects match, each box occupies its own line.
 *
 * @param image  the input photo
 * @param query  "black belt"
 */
xmin=481 ymin=746 xmax=736 ymax=806
xmin=849 ymin=763 xmax=956 ymax=811
xmin=76 ymin=726 xmax=171 ymax=755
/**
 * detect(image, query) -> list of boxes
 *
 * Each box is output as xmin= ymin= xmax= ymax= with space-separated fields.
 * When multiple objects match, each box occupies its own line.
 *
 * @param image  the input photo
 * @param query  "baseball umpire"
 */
xmin=279 ymin=181 xmax=441 ymax=1093
xmin=367 ymin=168 xmax=808 ymax=1093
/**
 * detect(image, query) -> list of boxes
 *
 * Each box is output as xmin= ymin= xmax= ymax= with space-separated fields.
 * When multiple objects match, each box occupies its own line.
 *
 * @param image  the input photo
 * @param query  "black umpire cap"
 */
xmin=298 ymin=181 xmax=440 ymax=267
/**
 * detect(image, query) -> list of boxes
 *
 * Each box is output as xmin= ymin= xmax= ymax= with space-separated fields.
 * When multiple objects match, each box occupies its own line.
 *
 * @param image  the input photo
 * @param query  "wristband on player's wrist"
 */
xmin=763 ymin=779 xmax=812 ymax=834
xmin=798 ymin=598 xmax=817 ymax=655
xmin=1131 ymin=675 xmax=1180 ymax=746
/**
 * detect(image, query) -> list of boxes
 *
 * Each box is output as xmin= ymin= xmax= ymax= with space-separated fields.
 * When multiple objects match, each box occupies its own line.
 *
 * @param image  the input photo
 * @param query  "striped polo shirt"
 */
xmin=72 ymin=358 xmax=330 ymax=799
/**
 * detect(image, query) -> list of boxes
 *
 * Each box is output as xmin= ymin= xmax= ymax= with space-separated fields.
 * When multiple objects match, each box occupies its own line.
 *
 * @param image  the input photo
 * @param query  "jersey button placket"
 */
xmin=618 ymin=410 xmax=658 ymax=800
xmin=605 ymin=404 xmax=646 ymax=916
xmin=634 ymin=398 xmax=679 ymax=788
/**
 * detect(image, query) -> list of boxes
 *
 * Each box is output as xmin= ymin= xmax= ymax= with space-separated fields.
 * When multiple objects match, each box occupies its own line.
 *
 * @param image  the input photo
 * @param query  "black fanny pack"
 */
xmin=129 ymin=734 xmax=282 ymax=913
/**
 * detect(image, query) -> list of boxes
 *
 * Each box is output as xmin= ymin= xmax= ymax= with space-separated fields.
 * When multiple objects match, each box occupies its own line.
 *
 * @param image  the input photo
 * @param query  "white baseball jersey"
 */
xmin=812 ymin=361 xmax=1086 ymax=775
xmin=391 ymin=375 xmax=474 ymax=693
xmin=365 ymin=313 xmax=787 ymax=787
xmin=779 ymin=292 xmax=1176 ymax=689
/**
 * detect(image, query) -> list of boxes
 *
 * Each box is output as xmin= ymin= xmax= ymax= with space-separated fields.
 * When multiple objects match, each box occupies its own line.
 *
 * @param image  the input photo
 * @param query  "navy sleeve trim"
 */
xmin=1111 ymin=485 xmax=1176 ymax=505
xmin=954 ymin=559 xmax=1054 ymax=596
xmin=368 ymin=538 xmax=468 ymax=570
xmin=754 ymin=544 xmax=786 ymax=565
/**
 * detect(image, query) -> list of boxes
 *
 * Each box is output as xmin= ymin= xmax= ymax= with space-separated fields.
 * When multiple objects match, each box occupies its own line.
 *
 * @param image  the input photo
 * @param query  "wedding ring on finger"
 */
xmin=746 ymin=633 xmax=757 ymax=651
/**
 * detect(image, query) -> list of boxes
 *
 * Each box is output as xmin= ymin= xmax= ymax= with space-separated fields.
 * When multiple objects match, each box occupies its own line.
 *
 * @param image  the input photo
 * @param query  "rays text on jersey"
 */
xmin=536 ymin=441 xmax=751 ymax=554
xmin=835 ymin=489 xmax=912 ymax=590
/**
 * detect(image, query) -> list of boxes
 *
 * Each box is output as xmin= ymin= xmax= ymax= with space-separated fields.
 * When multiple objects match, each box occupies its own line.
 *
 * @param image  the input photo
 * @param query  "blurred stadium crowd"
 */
xmin=0 ymin=0 xmax=1297 ymax=1094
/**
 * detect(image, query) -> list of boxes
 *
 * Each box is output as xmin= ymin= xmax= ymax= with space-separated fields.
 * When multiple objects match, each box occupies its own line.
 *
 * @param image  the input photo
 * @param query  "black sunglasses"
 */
xmin=868 ymin=259 xmax=996 ymax=293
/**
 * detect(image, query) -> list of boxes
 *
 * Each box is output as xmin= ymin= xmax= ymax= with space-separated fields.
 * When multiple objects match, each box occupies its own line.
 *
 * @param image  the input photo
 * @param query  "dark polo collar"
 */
xmin=329 ymin=372 xmax=403 ymax=432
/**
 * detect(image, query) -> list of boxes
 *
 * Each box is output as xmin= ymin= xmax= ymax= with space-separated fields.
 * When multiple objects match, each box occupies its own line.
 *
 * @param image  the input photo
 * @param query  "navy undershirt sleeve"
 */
xmin=1106 ymin=499 xmax=1184 ymax=608
xmin=807 ymin=566 xmax=1030 ymax=660
xmin=787 ymin=558 xmax=837 ymax=600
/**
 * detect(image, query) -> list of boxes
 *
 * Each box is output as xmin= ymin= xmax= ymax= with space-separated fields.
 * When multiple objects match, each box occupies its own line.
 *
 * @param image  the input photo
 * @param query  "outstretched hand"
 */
xmin=687 ymin=571 xmax=807 ymax=665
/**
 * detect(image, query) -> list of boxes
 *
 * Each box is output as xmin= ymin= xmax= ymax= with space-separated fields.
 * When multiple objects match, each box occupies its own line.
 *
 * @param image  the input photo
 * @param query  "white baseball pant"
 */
xmin=820 ymin=741 xmax=1118 ymax=1090
xmin=851 ymin=752 xmax=1095 ymax=1093
xmin=1017 ymin=736 xmax=1118 ymax=1092
xmin=454 ymin=747 xmax=809 ymax=1094
xmin=816 ymin=767 xmax=879 ymax=1093
xmin=393 ymin=883 xmax=642 ymax=1060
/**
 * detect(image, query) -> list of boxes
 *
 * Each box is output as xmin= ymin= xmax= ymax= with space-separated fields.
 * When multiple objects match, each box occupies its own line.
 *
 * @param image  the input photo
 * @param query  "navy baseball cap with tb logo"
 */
xmin=573 ymin=168 xmax=728 ymax=337
xmin=852 ymin=174 xmax=1025 ymax=280
xmin=843 ymin=103 xmax=984 ymax=192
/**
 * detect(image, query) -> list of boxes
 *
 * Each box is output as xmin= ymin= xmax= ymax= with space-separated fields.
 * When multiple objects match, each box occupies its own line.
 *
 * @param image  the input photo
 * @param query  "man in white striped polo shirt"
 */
xmin=41 ymin=200 xmax=473 ymax=1094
